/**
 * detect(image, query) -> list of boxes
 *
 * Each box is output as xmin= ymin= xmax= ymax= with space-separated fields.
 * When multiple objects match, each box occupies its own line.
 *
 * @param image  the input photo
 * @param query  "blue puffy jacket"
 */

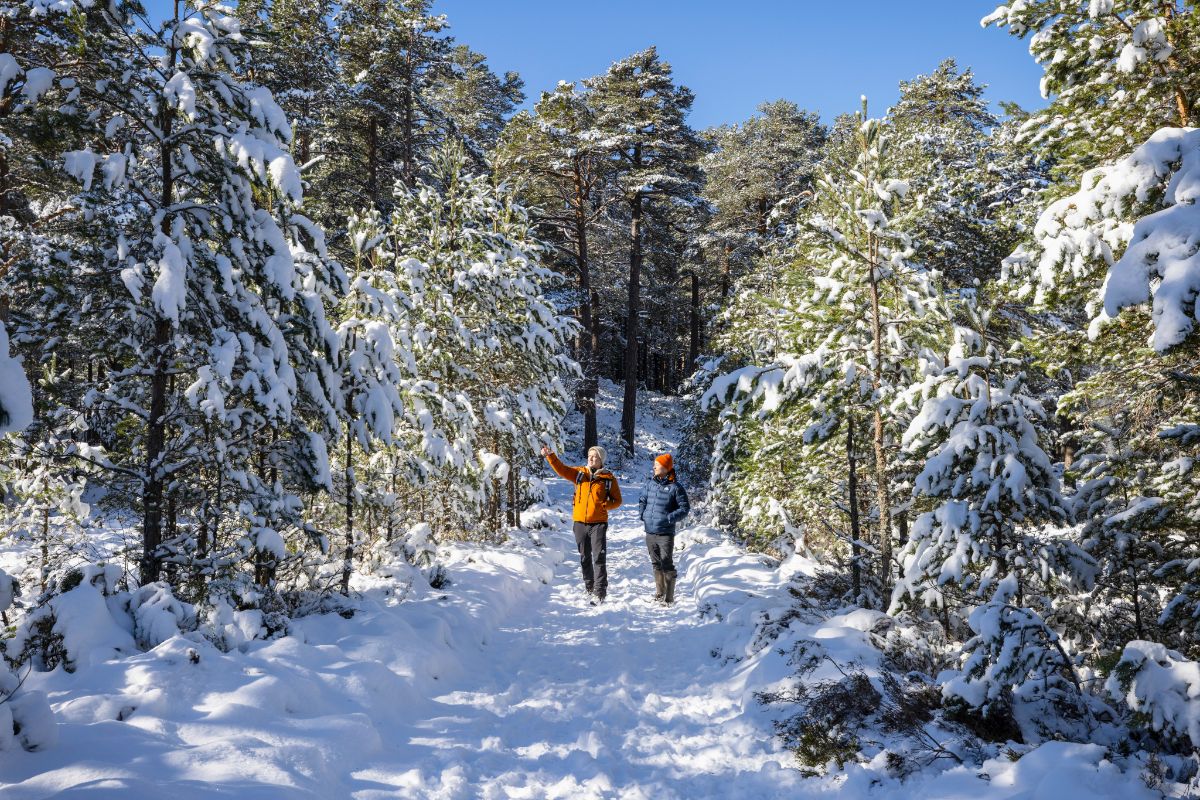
xmin=639 ymin=473 xmax=691 ymax=535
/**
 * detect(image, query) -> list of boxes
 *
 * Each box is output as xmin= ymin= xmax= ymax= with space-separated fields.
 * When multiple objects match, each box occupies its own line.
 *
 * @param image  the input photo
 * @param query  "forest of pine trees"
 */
xmin=4 ymin=0 xmax=1200 ymax=777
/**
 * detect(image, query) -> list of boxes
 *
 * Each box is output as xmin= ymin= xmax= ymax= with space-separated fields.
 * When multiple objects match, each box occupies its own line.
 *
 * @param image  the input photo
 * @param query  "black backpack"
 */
xmin=576 ymin=468 xmax=614 ymax=501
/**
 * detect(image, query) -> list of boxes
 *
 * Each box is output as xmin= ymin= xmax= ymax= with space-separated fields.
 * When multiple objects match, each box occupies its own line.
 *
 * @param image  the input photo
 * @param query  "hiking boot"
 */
xmin=590 ymin=591 xmax=606 ymax=606
xmin=653 ymin=570 xmax=665 ymax=602
xmin=663 ymin=572 xmax=677 ymax=605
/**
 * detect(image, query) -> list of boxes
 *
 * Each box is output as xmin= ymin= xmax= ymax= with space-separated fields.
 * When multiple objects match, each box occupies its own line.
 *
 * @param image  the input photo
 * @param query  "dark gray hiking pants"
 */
xmin=646 ymin=533 xmax=676 ymax=575
xmin=573 ymin=521 xmax=608 ymax=594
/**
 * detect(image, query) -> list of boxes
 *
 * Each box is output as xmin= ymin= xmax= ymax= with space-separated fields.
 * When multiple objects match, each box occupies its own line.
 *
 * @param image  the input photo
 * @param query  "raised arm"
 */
xmin=543 ymin=449 xmax=580 ymax=482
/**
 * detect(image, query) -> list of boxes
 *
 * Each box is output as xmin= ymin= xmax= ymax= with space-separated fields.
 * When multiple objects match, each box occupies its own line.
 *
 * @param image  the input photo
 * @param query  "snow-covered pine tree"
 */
xmin=986 ymin=0 xmax=1200 ymax=675
xmin=0 ymin=352 xmax=57 ymax=753
xmin=0 ymin=356 xmax=96 ymax=596
xmin=495 ymin=81 xmax=616 ymax=453
xmin=330 ymin=209 xmax=411 ymax=592
xmin=331 ymin=0 xmax=450 ymax=205
xmin=1054 ymin=318 xmax=1180 ymax=656
xmin=0 ymin=107 xmax=52 ymax=747
xmin=943 ymin=574 xmax=1088 ymax=727
xmin=352 ymin=142 xmax=576 ymax=540
xmin=796 ymin=102 xmax=948 ymax=592
xmin=984 ymin=0 xmax=1198 ymax=173
xmin=705 ymin=103 xmax=949 ymax=597
xmin=0 ymin=0 xmax=96 ymax=437
xmin=433 ymin=43 xmax=524 ymax=171
xmin=1003 ymin=130 xmax=1200 ymax=652
xmin=700 ymin=100 xmax=827 ymax=297
xmin=887 ymin=60 xmax=1037 ymax=288
xmin=19 ymin=0 xmax=346 ymax=591
xmin=893 ymin=303 xmax=1097 ymax=726
xmin=585 ymin=47 xmax=705 ymax=453
xmin=330 ymin=0 xmax=520 ymax=213
xmin=702 ymin=331 xmax=876 ymax=595
xmin=892 ymin=305 xmax=1087 ymax=613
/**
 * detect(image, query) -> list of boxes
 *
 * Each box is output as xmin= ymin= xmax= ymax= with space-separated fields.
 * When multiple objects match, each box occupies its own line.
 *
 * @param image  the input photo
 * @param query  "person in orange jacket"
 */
xmin=541 ymin=444 xmax=622 ymax=603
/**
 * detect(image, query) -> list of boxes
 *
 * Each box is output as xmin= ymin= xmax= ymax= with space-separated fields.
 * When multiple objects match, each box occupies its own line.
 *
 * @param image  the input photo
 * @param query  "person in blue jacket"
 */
xmin=638 ymin=453 xmax=690 ymax=605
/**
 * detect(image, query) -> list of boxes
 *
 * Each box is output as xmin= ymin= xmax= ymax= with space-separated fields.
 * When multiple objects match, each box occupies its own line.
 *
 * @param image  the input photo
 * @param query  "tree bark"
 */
xmin=506 ymin=445 xmax=518 ymax=528
xmin=866 ymin=233 xmax=893 ymax=594
xmin=689 ymin=272 xmax=700 ymax=371
xmin=142 ymin=18 xmax=179 ymax=586
xmin=400 ymin=38 xmax=415 ymax=188
xmin=847 ymin=415 xmax=863 ymax=604
xmin=574 ymin=174 xmax=598 ymax=452
xmin=721 ymin=244 xmax=731 ymax=299
xmin=620 ymin=184 xmax=643 ymax=454
xmin=341 ymin=414 xmax=354 ymax=595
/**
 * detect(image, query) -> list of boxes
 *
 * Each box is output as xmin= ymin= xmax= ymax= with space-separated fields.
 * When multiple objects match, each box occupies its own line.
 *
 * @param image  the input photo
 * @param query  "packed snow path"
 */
xmin=363 ymin=492 xmax=800 ymax=799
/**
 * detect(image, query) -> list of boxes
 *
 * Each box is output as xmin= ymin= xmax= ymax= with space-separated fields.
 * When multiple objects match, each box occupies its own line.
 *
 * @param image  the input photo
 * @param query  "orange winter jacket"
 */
xmin=546 ymin=452 xmax=622 ymax=523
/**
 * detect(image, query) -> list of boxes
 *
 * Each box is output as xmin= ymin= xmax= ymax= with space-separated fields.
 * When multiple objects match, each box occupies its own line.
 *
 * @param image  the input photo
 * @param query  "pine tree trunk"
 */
xmin=341 ymin=404 xmax=354 ymax=595
xmin=367 ymin=118 xmax=379 ymax=202
xmin=490 ymin=437 xmax=501 ymax=534
xmin=142 ymin=26 xmax=180 ymax=586
xmin=1159 ymin=4 xmax=1191 ymax=127
xmin=574 ymin=180 xmax=598 ymax=452
xmin=866 ymin=234 xmax=893 ymax=595
xmin=40 ymin=505 xmax=49 ymax=593
xmin=847 ymin=416 xmax=863 ymax=604
xmin=689 ymin=271 xmax=701 ymax=372
xmin=506 ymin=445 xmax=517 ymax=528
xmin=721 ymin=244 xmax=731 ymax=298
xmin=621 ymin=185 xmax=643 ymax=454
xmin=401 ymin=45 xmax=415 ymax=188
xmin=1130 ymin=562 xmax=1144 ymax=639
xmin=386 ymin=455 xmax=398 ymax=543
xmin=0 ymin=143 xmax=9 ymax=220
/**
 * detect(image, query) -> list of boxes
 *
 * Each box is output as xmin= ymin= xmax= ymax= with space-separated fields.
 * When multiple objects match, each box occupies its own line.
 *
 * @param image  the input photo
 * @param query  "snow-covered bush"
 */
xmin=0 ymin=566 xmax=56 ymax=752
xmin=4 ymin=564 xmax=133 ymax=673
xmin=0 ymin=323 xmax=32 ymax=435
xmin=942 ymin=576 xmax=1093 ymax=741
xmin=1108 ymin=640 xmax=1200 ymax=754
xmin=197 ymin=594 xmax=270 ymax=654
xmin=893 ymin=310 xmax=1088 ymax=613
xmin=125 ymin=583 xmax=196 ymax=650
xmin=0 ymin=668 xmax=56 ymax=753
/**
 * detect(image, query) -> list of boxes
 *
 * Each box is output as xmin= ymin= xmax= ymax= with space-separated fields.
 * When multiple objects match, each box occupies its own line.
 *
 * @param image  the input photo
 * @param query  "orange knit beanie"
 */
xmin=655 ymin=453 xmax=674 ymax=471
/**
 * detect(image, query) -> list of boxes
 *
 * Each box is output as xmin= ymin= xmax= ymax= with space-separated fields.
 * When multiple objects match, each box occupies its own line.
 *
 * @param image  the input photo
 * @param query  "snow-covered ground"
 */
xmin=0 ymin=385 xmax=1168 ymax=798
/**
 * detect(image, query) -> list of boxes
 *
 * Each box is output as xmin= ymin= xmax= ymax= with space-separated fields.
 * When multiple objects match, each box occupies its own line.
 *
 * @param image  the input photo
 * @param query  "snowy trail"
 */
xmin=353 ymin=486 xmax=804 ymax=799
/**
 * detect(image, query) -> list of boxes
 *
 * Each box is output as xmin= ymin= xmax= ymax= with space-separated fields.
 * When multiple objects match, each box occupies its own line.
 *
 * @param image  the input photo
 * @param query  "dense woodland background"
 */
xmin=4 ymin=0 xmax=1200 ymax=779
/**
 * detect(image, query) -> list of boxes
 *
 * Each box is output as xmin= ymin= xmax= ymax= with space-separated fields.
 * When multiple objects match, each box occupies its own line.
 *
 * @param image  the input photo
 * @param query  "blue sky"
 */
xmin=435 ymin=0 xmax=1047 ymax=129
xmin=143 ymin=1 xmax=1047 ymax=129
